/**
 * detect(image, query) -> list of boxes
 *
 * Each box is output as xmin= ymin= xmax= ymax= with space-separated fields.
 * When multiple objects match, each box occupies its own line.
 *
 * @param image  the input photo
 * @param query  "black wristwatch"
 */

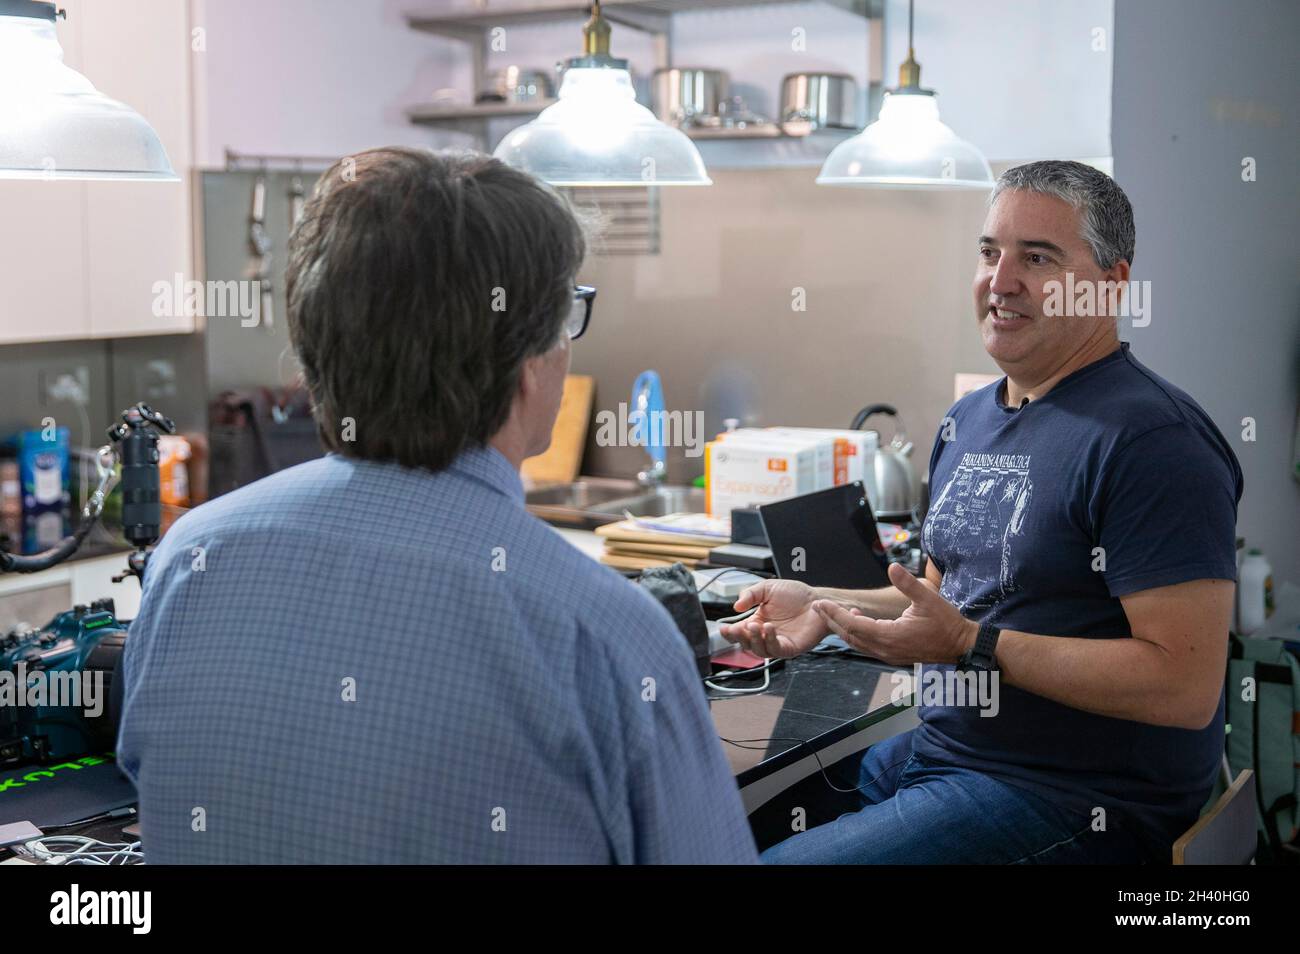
xmin=958 ymin=618 xmax=1001 ymax=672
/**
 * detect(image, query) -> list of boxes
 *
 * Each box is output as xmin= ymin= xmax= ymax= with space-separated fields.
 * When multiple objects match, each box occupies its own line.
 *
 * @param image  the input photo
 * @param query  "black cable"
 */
xmin=694 ymin=565 xmax=773 ymax=596
xmin=41 ymin=806 xmax=137 ymax=833
xmin=702 ymin=658 xmax=782 ymax=685
xmin=720 ymin=735 xmax=902 ymax=796
xmin=720 ymin=735 xmax=808 ymax=751
xmin=0 ymin=517 xmax=97 ymax=574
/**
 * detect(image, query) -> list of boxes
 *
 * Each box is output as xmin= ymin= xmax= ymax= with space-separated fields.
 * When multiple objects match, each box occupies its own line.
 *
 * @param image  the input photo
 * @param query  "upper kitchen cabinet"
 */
xmin=0 ymin=2 xmax=89 ymax=344
xmin=0 ymin=179 xmax=90 ymax=344
xmin=0 ymin=0 xmax=197 ymax=345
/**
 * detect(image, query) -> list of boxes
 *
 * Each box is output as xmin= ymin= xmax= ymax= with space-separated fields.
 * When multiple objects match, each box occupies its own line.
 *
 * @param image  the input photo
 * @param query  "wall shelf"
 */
xmin=405 ymin=1 xmax=878 ymax=40
xmin=402 ymin=0 xmax=882 ymax=149
xmin=406 ymin=99 xmax=555 ymax=137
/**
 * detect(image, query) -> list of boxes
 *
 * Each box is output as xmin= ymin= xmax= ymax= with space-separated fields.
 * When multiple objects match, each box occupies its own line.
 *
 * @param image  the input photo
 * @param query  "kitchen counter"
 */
xmin=550 ymin=525 xmax=608 ymax=562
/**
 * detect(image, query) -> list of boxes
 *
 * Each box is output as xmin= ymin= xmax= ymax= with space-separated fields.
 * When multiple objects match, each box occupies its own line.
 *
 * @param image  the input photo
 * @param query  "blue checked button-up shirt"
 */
xmin=117 ymin=447 xmax=757 ymax=864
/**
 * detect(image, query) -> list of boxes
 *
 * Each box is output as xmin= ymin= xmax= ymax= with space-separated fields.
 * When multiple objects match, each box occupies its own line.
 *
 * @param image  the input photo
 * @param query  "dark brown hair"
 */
xmin=285 ymin=147 xmax=586 ymax=471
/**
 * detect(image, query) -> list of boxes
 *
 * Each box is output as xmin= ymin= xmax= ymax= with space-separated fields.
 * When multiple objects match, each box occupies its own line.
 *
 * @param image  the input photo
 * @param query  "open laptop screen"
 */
xmin=758 ymin=482 xmax=891 ymax=590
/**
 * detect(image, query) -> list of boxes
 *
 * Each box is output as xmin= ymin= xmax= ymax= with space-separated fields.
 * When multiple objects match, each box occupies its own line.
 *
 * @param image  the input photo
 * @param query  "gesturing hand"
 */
xmin=718 ymin=579 xmax=828 ymax=659
xmin=812 ymin=563 xmax=977 ymax=666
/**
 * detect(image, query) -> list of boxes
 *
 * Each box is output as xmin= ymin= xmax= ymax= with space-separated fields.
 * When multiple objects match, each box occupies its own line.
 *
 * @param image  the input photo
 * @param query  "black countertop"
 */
xmin=709 ymin=650 xmax=905 ymax=756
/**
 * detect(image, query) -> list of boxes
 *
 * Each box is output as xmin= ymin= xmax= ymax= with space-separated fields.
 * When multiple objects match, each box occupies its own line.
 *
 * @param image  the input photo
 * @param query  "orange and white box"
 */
xmin=704 ymin=434 xmax=820 ymax=516
xmin=765 ymin=427 xmax=879 ymax=491
xmin=716 ymin=429 xmax=834 ymax=490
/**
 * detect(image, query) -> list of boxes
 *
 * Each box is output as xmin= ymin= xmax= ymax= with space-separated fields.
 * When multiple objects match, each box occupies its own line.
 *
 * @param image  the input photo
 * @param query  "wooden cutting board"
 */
xmin=521 ymin=374 xmax=594 ymax=486
xmin=604 ymin=541 xmax=715 ymax=560
xmin=600 ymin=552 xmax=703 ymax=571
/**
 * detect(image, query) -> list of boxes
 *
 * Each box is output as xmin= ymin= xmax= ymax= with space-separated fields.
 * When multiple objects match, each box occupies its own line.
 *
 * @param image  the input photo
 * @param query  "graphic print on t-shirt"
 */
xmin=925 ymin=452 xmax=1033 ymax=614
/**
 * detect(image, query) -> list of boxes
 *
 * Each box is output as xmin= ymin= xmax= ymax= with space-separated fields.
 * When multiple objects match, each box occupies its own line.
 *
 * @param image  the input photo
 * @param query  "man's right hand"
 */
xmin=718 ymin=579 xmax=829 ymax=659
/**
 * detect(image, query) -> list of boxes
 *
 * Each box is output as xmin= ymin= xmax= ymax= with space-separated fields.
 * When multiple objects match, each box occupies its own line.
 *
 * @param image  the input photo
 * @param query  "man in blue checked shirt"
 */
xmin=117 ymin=147 xmax=758 ymax=864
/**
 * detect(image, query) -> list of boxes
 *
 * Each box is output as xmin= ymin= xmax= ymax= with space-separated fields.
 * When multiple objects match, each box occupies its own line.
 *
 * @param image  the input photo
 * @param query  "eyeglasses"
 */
xmin=566 ymin=285 xmax=596 ymax=340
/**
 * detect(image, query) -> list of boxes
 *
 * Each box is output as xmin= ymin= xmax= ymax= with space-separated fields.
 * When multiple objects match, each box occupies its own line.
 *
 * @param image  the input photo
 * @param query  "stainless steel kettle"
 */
xmin=851 ymin=404 xmax=921 ymax=521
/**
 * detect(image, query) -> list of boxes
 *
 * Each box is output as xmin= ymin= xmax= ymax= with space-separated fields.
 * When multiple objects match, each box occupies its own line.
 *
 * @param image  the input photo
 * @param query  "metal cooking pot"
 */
xmin=652 ymin=67 xmax=729 ymax=127
xmin=480 ymin=66 xmax=554 ymax=104
xmin=779 ymin=72 xmax=857 ymax=131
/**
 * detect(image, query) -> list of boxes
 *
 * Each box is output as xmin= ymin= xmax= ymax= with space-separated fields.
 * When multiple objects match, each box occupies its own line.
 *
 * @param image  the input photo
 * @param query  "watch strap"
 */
xmin=960 ymin=617 xmax=1001 ymax=671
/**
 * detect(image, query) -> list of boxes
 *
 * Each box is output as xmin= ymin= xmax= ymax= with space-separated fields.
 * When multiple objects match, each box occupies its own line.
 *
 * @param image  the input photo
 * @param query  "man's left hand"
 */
xmin=813 ymin=563 xmax=978 ymax=666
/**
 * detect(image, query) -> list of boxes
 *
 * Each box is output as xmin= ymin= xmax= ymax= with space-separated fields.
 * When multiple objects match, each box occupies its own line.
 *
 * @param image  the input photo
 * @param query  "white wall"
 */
xmin=189 ymin=0 xmax=473 ymax=165
xmin=882 ymin=0 xmax=1113 ymax=161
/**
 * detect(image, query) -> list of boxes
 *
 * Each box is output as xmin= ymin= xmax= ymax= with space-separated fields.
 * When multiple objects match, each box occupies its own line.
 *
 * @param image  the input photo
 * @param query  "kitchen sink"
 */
xmin=524 ymin=477 xmax=640 ymax=509
xmin=524 ymin=477 xmax=640 ymax=528
xmin=585 ymin=486 xmax=707 ymax=519
xmin=524 ymin=478 xmax=706 ymax=528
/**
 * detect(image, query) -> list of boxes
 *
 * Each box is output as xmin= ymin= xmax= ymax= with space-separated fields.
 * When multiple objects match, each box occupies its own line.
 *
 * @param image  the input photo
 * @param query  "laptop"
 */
xmin=757 ymin=481 xmax=891 ymax=590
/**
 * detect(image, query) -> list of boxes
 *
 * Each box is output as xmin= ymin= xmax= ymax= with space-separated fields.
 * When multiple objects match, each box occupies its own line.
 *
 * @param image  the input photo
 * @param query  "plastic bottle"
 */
xmin=1237 ymin=549 xmax=1273 ymax=636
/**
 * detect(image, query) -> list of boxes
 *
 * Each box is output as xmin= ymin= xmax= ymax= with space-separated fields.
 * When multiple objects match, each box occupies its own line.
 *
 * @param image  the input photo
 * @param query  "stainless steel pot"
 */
xmin=652 ymin=67 xmax=729 ymax=127
xmin=779 ymin=72 xmax=857 ymax=130
xmin=480 ymin=66 xmax=554 ymax=104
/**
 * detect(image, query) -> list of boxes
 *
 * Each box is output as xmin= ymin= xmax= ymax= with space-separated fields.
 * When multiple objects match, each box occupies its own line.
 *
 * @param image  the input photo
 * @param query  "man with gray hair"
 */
xmin=724 ymin=160 xmax=1242 ymax=864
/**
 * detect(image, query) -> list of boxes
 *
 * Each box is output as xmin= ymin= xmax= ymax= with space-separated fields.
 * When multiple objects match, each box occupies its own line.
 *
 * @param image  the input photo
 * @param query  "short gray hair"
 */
xmin=990 ymin=160 xmax=1135 ymax=270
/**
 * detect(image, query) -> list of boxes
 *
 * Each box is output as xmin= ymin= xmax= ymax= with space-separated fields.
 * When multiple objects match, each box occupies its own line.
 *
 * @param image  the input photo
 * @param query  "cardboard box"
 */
xmin=765 ymin=427 xmax=881 ymax=505
xmin=715 ymin=429 xmax=834 ymax=490
xmin=704 ymin=435 xmax=820 ymax=516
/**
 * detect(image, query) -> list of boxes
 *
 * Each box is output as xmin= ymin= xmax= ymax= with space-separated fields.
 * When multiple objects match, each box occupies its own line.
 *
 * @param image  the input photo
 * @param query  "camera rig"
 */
xmin=0 ymin=403 xmax=174 ymax=582
xmin=0 ymin=404 xmax=172 ymax=768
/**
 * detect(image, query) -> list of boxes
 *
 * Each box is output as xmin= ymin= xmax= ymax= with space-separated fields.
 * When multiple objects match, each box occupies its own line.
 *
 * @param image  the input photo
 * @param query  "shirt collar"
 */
xmin=449 ymin=444 xmax=525 ymax=504
xmin=994 ymin=342 xmax=1128 ymax=411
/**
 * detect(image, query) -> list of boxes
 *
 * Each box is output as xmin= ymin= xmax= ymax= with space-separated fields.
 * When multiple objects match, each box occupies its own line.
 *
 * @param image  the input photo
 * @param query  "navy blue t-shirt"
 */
xmin=917 ymin=343 xmax=1242 ymax=858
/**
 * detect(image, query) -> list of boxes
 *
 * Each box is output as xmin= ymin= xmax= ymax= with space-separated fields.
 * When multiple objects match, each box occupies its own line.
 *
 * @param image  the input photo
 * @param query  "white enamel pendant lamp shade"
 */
xmin=0 ymin=0 xmax=177 ymax=181
xmin=817 ymin=0 xmax=992 ymax=189
xmin=493 ymin=1 xmax=710 ymax=187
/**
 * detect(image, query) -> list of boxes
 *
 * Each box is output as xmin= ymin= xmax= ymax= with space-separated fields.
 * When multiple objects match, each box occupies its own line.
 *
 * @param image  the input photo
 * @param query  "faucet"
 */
xmin=631 ymin=369 xmax=667 ymax=488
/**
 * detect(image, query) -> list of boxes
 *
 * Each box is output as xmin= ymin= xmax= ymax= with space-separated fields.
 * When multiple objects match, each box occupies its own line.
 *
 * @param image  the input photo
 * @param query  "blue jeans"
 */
xmin=762 ymin=729 xmax=1148 ymax=864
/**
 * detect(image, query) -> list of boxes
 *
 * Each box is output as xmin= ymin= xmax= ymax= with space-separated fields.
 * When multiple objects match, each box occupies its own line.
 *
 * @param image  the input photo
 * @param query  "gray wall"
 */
xmin=201 ymin=171 xmax=308 ymax=395
xmin=569 ymin=164 xmax=1000 ymax=485
xmin=1113 ymin=0 xmax=1299 ymax=582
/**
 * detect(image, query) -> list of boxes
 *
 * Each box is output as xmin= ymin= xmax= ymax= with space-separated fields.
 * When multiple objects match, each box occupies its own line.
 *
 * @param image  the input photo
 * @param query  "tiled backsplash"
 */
xmin=0 ymin=334 xmax=207 ymax=449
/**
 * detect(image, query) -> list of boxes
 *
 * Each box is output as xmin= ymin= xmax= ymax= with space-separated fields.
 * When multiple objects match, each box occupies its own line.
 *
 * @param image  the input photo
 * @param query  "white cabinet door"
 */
xmin=77 ymin=0 xmax=196 ymax=339
xmin=0 ymin=5 xmax=89 ymax=345
xmin=0 ymin=181 xmax=90 ymax=344
xmin=0 ymin=1 xmax=194 ymax=344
